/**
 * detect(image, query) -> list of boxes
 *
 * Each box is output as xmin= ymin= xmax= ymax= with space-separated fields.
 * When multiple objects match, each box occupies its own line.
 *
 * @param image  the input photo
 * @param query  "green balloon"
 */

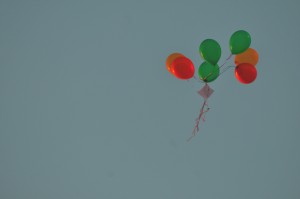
xmin=199 ymin=39 xmax=221 ymax=65
xmin=198 ymin=62 xmax=220 ymax=82
xmin=229 ymin=30 xmax=251 ymax=54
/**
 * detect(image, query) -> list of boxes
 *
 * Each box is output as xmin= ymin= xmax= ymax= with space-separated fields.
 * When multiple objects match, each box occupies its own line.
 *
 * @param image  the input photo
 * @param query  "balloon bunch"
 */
xmin=166 ymin=30 xmax=259 ymax=140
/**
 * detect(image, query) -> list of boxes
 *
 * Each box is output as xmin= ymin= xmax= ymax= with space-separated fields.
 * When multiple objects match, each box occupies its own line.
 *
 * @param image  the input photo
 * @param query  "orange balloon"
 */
xmin=166 ymin=53 xmax=185 ymax=74
xmin=234 ymin=48 xmax=259 ymax=66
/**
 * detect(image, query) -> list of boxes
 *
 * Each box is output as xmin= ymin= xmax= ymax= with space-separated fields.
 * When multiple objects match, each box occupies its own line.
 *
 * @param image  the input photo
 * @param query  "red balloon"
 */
xmin=171 ymin=56 xmax=195 ymax=80
xmin=235 ymin=63 xmax=257 ymax=84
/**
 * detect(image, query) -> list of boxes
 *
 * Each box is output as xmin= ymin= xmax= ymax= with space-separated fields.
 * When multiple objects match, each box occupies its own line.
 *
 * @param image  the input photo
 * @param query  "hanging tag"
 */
xmin=198 ymin=83 xmax=214 ymax=100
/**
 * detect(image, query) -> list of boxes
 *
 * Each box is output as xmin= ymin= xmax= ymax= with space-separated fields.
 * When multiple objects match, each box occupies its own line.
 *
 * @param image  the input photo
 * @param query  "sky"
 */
xmin=0 ymin=0 xmax=300 ymax=198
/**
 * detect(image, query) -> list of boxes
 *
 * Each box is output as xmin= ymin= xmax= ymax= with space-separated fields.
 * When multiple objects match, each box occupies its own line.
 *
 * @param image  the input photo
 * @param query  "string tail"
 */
xmin=187 ymin=100 xmax=209 ymax=142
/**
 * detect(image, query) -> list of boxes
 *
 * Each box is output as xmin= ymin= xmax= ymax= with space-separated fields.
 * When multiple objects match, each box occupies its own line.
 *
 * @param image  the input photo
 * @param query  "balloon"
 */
xmin=166 ymin=53 xmax=185 ymax=74
xmin=199 ymin=39 xmax=221 ymax=65
xmin=230 ymin=30 xmax=251 ymax=54
xmin=171 ymin=56 xmax=195 ymax=80
xmin=235 ymin=63 xmax=257 ymax=84
xmin=198 ymin=62 xmax=220 ymax=82
xmin=235 ymin=48 xmax=259 ymax=66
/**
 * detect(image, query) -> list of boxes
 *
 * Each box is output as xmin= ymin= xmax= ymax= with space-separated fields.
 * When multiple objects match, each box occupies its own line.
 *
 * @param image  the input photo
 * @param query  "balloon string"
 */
xmin=219 ymin=54 xmax=232 ymax=69
xmin=187 ymin=99 xmax=209 ymax=142
xmin=193 ymin=76 xmax=205 ymax=84
xmin=198 ymin=71 xmax=214 ymax=82
xmin=219 ymin=65 xmax=235 ymax=76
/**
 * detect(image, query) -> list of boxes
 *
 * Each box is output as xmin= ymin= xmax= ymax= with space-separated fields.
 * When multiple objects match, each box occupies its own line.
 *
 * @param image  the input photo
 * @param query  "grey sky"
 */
xmin=1 ymin=0 xmax=300 ymax=198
